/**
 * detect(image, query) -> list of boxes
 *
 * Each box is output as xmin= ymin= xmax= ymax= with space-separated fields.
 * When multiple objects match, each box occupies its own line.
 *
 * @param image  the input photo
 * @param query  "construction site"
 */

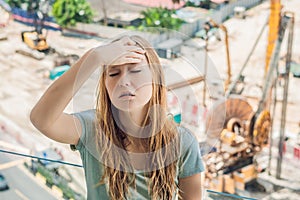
xmin=0 ymin=0 xmax=300 ymax=199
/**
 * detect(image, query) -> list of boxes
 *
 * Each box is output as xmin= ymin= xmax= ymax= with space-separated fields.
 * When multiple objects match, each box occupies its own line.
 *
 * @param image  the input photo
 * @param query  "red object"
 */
xmin=122 ymin=0 xmax=185 ymax=9
xmin=294 ymin=146 xmax=300 ymax=159
xmin=210 ymin=0 xmax=227 ymax=4
xmin=192 ymin=104 xmax=198 ymax=115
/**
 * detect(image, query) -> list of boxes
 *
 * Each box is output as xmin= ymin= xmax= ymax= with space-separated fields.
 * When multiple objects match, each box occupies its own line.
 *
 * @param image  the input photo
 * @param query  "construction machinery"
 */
xmin=202 ymin=0 xmax=295 ymax=194
xmin=21 ymin=29 xmax=49 ymax=51
xmin=203 ymin=95 xmax=271 ymax=193
xmin=166 ymin=0 xmax=294 ymax=195
xmin=21 ymin=0 xmax=50 ymax=52
xmin=168 ymin=0 xmax=296 ymax=194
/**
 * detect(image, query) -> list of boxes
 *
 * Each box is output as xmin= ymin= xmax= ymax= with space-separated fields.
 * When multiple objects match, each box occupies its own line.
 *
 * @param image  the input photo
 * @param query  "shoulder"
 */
xmin=177 ymin=126 xmax=198 ymax=147
xmin=176 ymin=125 xmax=202 ymax=160
xmin=73 ymin=109 xmax=97 ymax=132
xmin=73 ymin=109 xmax=96 ymax=122
xmin=71 ymin=109 xmax=97 ymax=151
xmin=72 ymin=109 xmax=98 ymax=136
xmin=176 ymin=125 xmax=205 ymax=178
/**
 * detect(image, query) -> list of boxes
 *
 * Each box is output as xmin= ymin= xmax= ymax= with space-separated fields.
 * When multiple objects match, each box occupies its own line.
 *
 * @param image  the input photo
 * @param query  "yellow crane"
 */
xmin=265 ymin=0 xmax=281 ymax=75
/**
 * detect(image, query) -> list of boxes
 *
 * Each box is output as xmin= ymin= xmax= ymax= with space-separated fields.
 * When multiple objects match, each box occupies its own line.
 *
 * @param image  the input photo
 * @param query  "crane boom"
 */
xmin=265 ymin=0 xmax=281 ymax=75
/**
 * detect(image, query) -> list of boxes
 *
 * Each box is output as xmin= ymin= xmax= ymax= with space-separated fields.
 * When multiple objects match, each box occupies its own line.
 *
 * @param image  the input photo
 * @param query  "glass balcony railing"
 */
xmin=205 ymin=190 xmax=257 ymax=200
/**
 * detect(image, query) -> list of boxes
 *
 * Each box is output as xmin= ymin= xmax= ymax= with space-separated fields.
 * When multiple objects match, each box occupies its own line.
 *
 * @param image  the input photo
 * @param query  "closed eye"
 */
xmin=130 ymin=70 xmax=141 ymax=73
xmin=109 ymin=72 xmax=119 ymax=77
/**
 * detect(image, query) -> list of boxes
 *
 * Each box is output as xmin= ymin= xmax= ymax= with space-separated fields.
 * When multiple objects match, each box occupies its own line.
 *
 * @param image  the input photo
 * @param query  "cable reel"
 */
xmin=253 ymin=110 xmax=271 ymax=147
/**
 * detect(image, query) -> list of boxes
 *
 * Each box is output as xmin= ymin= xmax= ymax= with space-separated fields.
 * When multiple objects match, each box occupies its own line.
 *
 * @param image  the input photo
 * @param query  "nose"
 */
xmin=118 ymin=71 xmax=131 ymax=87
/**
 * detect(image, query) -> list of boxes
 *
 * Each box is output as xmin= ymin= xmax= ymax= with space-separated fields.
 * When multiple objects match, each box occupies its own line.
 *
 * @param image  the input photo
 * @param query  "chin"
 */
xmin=114 ymin=101 xmax=148 ymax=112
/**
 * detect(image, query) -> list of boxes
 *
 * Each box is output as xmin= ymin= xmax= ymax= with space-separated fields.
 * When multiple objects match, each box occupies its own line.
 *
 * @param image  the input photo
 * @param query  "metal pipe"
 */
xmin=167 ymin=76 xmax=204 ymax=91
xmin=268 ymin=77 xmax=278 ymax=175
xmin=276 ymin=11 xmax=294 ymax=179
xmin=206 ymin=19 xmax=231 ymax=92
xmin=256 ymin=15 xmax=289 ymax=115
xmin=100 ymin=0 xmax=108 ymax=26
xmin=219 ymin=24 xmax=231 ymax=90
xmin=226 ymin=18 xmax=269 ymax=97
xmin=203 ymin=35 xmax=208 ymax=107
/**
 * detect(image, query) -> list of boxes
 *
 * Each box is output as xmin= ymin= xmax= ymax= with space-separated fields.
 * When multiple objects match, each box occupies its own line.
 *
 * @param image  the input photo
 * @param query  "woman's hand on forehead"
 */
xmin=92 ymin=36 xmax=146 ymax=67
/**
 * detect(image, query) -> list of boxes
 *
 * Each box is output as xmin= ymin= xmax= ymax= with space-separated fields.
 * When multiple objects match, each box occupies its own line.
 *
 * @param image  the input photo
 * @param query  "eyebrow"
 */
xmin=107 ymin=66 xmax=119 ymax=70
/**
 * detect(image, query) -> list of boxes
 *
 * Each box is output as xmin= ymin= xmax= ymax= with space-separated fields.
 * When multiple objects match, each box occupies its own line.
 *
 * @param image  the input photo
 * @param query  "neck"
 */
xmin=118 ymin=107 xmax=148 ymax=136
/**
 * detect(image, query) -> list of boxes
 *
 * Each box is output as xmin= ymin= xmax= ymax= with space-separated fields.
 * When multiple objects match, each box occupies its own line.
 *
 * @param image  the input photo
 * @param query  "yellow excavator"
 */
xmin=21 ymin=0 xmax=50 ymax=52
xmin=21 ymin=30 xmax=49 ymax=51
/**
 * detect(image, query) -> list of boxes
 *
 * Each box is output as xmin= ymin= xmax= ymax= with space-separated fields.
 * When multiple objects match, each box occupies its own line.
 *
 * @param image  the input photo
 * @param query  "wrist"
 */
xmin=90 ymin=46 xmax=105 ymax=67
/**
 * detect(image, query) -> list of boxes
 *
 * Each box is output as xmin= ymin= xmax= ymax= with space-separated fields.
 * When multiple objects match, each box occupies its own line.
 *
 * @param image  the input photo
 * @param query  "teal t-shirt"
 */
xmin=72 ymin=109 xmax=204 ymax=200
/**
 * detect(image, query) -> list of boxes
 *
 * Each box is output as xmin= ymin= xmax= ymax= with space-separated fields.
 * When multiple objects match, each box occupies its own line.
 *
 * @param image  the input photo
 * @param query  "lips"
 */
xmin=119 ymin=92 xmax=135 ymax=98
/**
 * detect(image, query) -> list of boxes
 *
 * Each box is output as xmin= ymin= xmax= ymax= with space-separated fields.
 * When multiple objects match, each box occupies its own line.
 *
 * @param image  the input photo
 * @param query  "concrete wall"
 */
xmin=34 ymin=0 xmax=263 ymax=47
xmin=178 ymin=0 xmax=262 ymax=37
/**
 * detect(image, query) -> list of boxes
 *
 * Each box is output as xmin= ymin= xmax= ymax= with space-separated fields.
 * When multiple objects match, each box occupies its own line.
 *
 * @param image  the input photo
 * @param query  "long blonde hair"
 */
xmin=95 ymin=35 xmax=179 ymax=200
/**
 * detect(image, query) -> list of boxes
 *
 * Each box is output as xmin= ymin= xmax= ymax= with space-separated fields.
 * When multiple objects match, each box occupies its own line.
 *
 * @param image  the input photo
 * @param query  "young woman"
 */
xmin=30 ymin=35 xmax=204 ymax=200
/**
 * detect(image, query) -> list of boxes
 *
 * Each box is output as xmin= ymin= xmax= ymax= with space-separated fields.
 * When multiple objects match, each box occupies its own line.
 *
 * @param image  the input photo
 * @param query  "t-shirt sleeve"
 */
xmin=178 ymin=127 xmax=205 ymax=178
xmin=70 ymin=109 xmax=96 ymax=152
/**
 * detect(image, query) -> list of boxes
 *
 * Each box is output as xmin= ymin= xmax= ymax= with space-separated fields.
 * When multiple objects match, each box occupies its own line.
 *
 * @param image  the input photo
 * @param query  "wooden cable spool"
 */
xmin=253 ymin=110 xmax=271 ymax=147
xmin=205 ymin=95 xmax=254 ymax=145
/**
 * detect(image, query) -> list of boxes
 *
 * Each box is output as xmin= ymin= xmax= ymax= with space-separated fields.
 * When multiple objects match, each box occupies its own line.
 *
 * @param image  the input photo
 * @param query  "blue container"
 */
xmin=49 ymin=65 xmax=70 ymax=80
xmin=173 ymin=113 xmax=181 ymax=124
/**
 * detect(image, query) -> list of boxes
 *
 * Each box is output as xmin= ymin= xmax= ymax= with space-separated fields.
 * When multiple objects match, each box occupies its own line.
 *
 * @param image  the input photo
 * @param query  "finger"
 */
xmin=120 ymin=36 xmax=136 ymax=46
xmin=132 ymin=48 xmax=146 ymax=55
xmin=125 ymin=52 xmax=145 ymax=60
xmin=111 ymin=57 xmax=142 ymax=66
xmin=123 ymin=57 xmax=143 ymax=64
xmin=110 ymin=52 xmax=142 ymax=65
xmin=125 ymin=46 xmax=146 ymax=54
xmin=116 ymin=51 xmax=144 ymax=60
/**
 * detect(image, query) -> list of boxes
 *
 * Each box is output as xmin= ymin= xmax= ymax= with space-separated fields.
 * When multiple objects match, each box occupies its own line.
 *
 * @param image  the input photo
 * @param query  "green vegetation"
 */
xmin=25 ymin=161 xmax=84 ymax=200
xmin=5 ymin=0 xmax=29 ymax=8
xmin=6 ymin=0 xmax=94 ymax=28
xmin=52 ymin=0 xmax=94 ymax=27
xmin=37 ymin=164 xmax=55 ymax=185
xmin=7 ymin=1 xmax=185 ymax=36
xmin=139 ymin=7 xmax=184 ymax=31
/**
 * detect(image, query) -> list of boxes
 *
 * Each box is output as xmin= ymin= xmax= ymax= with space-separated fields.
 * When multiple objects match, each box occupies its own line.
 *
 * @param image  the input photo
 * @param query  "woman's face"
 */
xmin=105 ymin=56 xmax=153 ymax=112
